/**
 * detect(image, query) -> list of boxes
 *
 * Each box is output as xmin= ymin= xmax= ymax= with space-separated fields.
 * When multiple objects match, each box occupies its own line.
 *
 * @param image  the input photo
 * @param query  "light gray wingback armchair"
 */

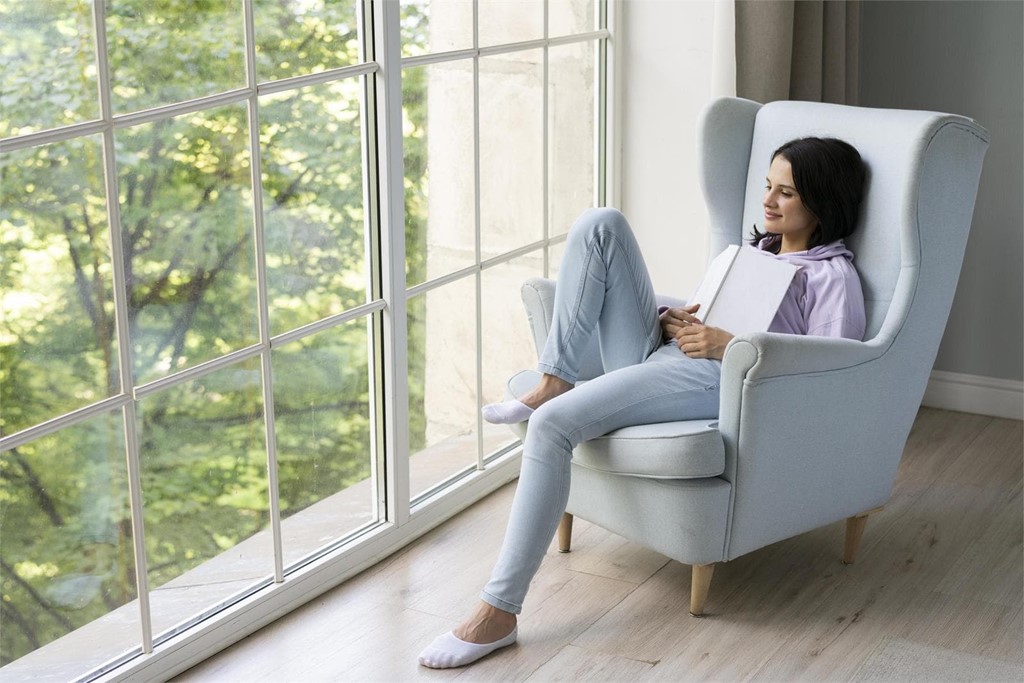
xmin=509 ymin=97 xmax=989 ymax=616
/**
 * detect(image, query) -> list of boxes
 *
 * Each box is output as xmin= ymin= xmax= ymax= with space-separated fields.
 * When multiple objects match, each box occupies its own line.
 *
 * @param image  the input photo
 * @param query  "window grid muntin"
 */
xmin=241 ymin=0 xmax=285 ymax=587
xmin=403 ymin=6 xmax=603 ymax=486
xmin=0 ymin=0 xmax=382 ymax=661
xmin=0 ymin=0 xmax=608 ymax=677
xmin=0 ymin=5 xmax=604 ymax=570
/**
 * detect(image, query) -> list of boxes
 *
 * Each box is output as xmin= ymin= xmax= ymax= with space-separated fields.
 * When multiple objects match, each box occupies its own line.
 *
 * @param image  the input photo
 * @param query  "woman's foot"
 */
xmin=418 ymin=602 xmax=518 ymax=669
xmin=482 ymin=374 xmax=573 ymax=424
xmin=481 ymin=400 xmax=535 ymax=424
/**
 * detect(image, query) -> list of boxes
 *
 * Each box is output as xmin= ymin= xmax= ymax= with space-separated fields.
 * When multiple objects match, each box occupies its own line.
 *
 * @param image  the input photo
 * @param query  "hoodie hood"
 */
xmin=755 ymin=236 xmax=855 ymax=264
xmin=754 ymin=236 xmax=866 ymax=339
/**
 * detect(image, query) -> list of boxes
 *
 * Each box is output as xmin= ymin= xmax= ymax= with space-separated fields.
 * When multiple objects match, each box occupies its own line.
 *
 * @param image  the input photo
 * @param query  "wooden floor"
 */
xmin=178 ymin=408 xmax=1023 ymax=682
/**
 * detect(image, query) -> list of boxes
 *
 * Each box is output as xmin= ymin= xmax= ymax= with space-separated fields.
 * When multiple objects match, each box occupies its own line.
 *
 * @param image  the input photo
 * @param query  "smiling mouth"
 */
xmin=764 ymin=212 xmax=781 ymax=220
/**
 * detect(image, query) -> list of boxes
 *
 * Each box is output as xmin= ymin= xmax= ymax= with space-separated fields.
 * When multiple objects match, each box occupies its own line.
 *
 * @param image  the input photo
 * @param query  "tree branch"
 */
xmin=154 ymin=234 xmax=249 ymax=365
xmin=84 ymin=208 xmax=117 ymax=390
xmin=0 ymin=558 xmax=76 ymax=632
xmin=0 ymin=599 xmax=41 ymax=653
xmin=272 ymin=165 xmax=315 ymax=208
xmin=8 ymin=448 xmax=64 ymax=527
xmin=62 ymin=216 xmax=101 ymax=329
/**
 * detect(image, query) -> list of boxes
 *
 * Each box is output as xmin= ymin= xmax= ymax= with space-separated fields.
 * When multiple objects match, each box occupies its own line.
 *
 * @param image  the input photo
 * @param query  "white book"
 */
xmin=687 ymin=245 xmax=800 ymax=335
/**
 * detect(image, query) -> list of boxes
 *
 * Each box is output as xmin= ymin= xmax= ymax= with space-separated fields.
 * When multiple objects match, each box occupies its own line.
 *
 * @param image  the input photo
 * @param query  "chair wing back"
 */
xmin=698 ymin=97 xmax=989 ymax=345
xmin=697 ymin=98 xmax=988 ymax=559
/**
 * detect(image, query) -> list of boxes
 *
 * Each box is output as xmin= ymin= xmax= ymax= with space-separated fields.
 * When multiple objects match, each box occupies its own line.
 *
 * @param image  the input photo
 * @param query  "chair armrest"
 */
xmin=717 ymin=333 xmax=907 ymax=560
xmin=722 ymin=333 xmax=886 ymax=383
xmin=718 ymin=333 xmax=889 ymax=460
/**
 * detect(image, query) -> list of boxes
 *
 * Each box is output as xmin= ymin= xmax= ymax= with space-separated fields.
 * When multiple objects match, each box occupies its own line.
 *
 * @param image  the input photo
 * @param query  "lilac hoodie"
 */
xmin=757 ymin=236 xmax=866 ymax=340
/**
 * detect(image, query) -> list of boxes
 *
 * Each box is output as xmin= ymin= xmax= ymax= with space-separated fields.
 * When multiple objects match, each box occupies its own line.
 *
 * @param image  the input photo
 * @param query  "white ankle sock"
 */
xmin=418 ymin=626 xmax=518 ymax=668
xmin=481 ymin=400 xmax=534 ymax=424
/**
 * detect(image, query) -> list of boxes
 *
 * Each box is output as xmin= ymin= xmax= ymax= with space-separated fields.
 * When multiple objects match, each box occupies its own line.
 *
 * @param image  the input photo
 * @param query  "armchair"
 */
xmin=510 ymin=97 xmax=988 ymax=615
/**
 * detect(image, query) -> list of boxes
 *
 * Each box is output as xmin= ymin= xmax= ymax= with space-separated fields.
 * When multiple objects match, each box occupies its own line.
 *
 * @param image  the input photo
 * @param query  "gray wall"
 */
xmin=859 ymin=0 xmax=1023 ymax=382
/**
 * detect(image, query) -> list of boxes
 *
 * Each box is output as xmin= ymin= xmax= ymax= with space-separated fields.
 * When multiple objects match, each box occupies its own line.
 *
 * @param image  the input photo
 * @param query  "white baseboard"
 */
xmin=922 ymin=370 xmax=1024 ymax=421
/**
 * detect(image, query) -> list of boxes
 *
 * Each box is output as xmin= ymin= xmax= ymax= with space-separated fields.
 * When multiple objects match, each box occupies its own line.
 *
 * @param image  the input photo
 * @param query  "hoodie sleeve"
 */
xmin=803 ymin=258 xmax=867 ymax=340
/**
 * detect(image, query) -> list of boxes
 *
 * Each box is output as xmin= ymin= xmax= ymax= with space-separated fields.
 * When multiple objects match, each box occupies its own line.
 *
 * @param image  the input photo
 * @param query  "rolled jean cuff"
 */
xmin=480 ymin=590 xmax=522 ymax=615
xmin=534 ymin=362 xmax=576 ymax=386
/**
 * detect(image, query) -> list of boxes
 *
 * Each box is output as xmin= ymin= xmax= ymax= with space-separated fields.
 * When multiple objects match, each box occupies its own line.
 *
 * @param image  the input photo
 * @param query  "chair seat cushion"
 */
xmin=574 ymin=420 xmax=725 ymax=479
xmin=506 ymin=370 xmax=725 ymax=479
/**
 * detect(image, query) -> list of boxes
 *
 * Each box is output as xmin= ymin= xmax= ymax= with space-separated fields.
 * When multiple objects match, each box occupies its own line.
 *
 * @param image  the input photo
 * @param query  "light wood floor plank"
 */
xmin=892 ymin=409 xmax=993 ymax=492
xmin=452 ymin=570 xmax=638 ymax=681
xmin=934 ymin=487 xmax=1023 ymax=607
xmin=568 ymin=561 xmax=707 ymax=663
xmin=178 ymin=408 xmax=1023 ymax=682
xmin=556 ymin=517 xmax=671 ymax=585
xmin=524 ymin=644 xmax=655 ymax=681
xmin=935 ymin=417 xmax=1023 ymax=489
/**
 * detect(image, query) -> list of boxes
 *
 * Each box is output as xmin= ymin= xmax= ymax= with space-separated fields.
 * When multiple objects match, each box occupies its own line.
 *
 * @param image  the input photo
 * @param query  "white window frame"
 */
xmin=0 ymin=1 xmax=615 ymax=680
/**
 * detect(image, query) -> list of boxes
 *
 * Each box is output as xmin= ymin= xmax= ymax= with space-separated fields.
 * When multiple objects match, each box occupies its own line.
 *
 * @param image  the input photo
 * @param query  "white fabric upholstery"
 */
xmin=518 ymin=97 xmax=988 ymax=571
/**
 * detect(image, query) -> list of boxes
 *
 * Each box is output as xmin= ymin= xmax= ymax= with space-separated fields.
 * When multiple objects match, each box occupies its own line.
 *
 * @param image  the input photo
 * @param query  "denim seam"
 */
xmin=605 ymin=229 xmax=662 ymax=355
xmin=557 ymin=232 xmax=600 ymax=366
xmin=535 ymin=362 xmax=576 ymax=385
xmin=480 ymin=589 xmax=522 ymax=615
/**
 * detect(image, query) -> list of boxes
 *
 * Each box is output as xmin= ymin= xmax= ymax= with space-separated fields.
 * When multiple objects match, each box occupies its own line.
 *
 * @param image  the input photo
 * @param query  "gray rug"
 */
xmin=854 ymin=638 xmax=1023 ymax=682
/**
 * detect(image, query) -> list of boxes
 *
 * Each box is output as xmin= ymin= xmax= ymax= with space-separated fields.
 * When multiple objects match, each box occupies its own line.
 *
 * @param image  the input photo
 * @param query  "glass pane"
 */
xmin=260 ymin=81 xmax=366 ymax=336
xmin=479 ymin=0 xmax=543 ymax=46
xmin=138 ymin=358 xmax=270 ymax=637
xmin=480 ymin=50 xmax=544 ymax=259
xmin=549 ymin=0 xmax=596 ymax=37
xmin=401 ymin=0 xmax=473 ymax=57
xmin=408 ymin=277 xmax=477 ymax=499
xmin=549 ymin=41 xmax=595 ymax=236
xmin=0 ymin=136 xmax=119 ymax=437
xmin=404 ymin=62 xmax=475 ymax=287
xmin=273 ymin=319 xmax=375 ymax=569
xmin=117 ymin=105 xmax=258 ymax=384
xmin=253 ymin=0 xmax=359 ymax=82
xmin=0 ymin=413 xmax=139 ymax=672
xmin=481 ymin=254 xmax=543 ymax=456
xmin=105 ymin=0 xmax=245 ymax=114
xmin=0 ymin=1 xmax=99 ymax=137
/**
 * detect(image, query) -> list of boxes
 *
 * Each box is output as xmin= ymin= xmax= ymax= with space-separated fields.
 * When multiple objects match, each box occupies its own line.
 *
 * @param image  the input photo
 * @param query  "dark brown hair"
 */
xmin=751 ymin=137 xmax=867 ymax=252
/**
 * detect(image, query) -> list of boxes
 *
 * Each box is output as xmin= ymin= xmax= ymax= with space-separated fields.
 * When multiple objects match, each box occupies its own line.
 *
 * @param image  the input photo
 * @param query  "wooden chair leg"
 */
xmin=843 ymin=506 xmax=884 ymax=564
xmin=557 ymin=513 xmax=574 ymax=553
xmin=689 ymin=563 xmax=715 ymax=617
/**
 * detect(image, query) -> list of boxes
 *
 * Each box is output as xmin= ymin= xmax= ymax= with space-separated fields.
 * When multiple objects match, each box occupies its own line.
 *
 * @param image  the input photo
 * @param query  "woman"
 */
xmin=418 ymin=137 xmax=868 ymax=668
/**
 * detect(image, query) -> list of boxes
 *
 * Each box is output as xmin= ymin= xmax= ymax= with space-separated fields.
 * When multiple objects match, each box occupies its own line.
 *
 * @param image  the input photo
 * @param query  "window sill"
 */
xmin=1 ymin=433 xmax=522 ymax=683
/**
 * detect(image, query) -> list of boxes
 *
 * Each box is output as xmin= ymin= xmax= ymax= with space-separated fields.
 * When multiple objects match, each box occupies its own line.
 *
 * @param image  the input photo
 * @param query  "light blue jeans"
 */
xmin=480 ymin=208 xmax=722 ymax=614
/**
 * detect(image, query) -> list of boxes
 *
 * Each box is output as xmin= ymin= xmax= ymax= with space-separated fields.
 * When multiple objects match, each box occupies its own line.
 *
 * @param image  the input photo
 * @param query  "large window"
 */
xmin=0 ymin=0 xmax=608 ymax=678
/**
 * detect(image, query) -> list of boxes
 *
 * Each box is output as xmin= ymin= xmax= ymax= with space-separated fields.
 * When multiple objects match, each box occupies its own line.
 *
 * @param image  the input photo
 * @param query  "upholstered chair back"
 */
xmin=699 ymin=98 xmax=986 ymax=345
xmin=697 ymin=98 xmax=988 ymax=559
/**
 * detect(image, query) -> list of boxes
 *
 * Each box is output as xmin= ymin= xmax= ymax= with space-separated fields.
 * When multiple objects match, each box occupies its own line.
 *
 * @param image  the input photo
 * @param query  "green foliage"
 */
xmin=105 ymin=0 xmax=247 ymax=113
xmin=0 ymin=1 xmax=98 ymax=137
xmin=0 ymin=0 xmax=430 ymax=666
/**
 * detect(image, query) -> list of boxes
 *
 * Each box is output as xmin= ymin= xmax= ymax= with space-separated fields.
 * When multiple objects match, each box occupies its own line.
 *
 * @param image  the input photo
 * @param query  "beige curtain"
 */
xmin=735 ymin=0 xmax=860 ymax=104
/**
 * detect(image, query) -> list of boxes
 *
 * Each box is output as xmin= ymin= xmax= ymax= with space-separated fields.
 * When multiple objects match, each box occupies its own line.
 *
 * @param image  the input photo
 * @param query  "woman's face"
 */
xmin=763 ymin=155 xmax=818 ymax=252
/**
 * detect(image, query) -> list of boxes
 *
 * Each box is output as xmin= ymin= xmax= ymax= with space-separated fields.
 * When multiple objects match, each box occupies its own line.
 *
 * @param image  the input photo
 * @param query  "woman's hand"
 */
xmin=677 ymin=324 xmax=733 ymax=359
xmin=660 ymin=305 xmax=734 ymax=359
xmin=676 ymin=323 xmax=734 ymax=359
xmin=660 ymin=304 xmax=702 ymax=341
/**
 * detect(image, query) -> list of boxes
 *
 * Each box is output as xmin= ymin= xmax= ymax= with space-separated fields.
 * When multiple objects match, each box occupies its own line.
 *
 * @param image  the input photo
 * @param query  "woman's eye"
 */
xmin=781 ymin=191 xmax=792 ymax=197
